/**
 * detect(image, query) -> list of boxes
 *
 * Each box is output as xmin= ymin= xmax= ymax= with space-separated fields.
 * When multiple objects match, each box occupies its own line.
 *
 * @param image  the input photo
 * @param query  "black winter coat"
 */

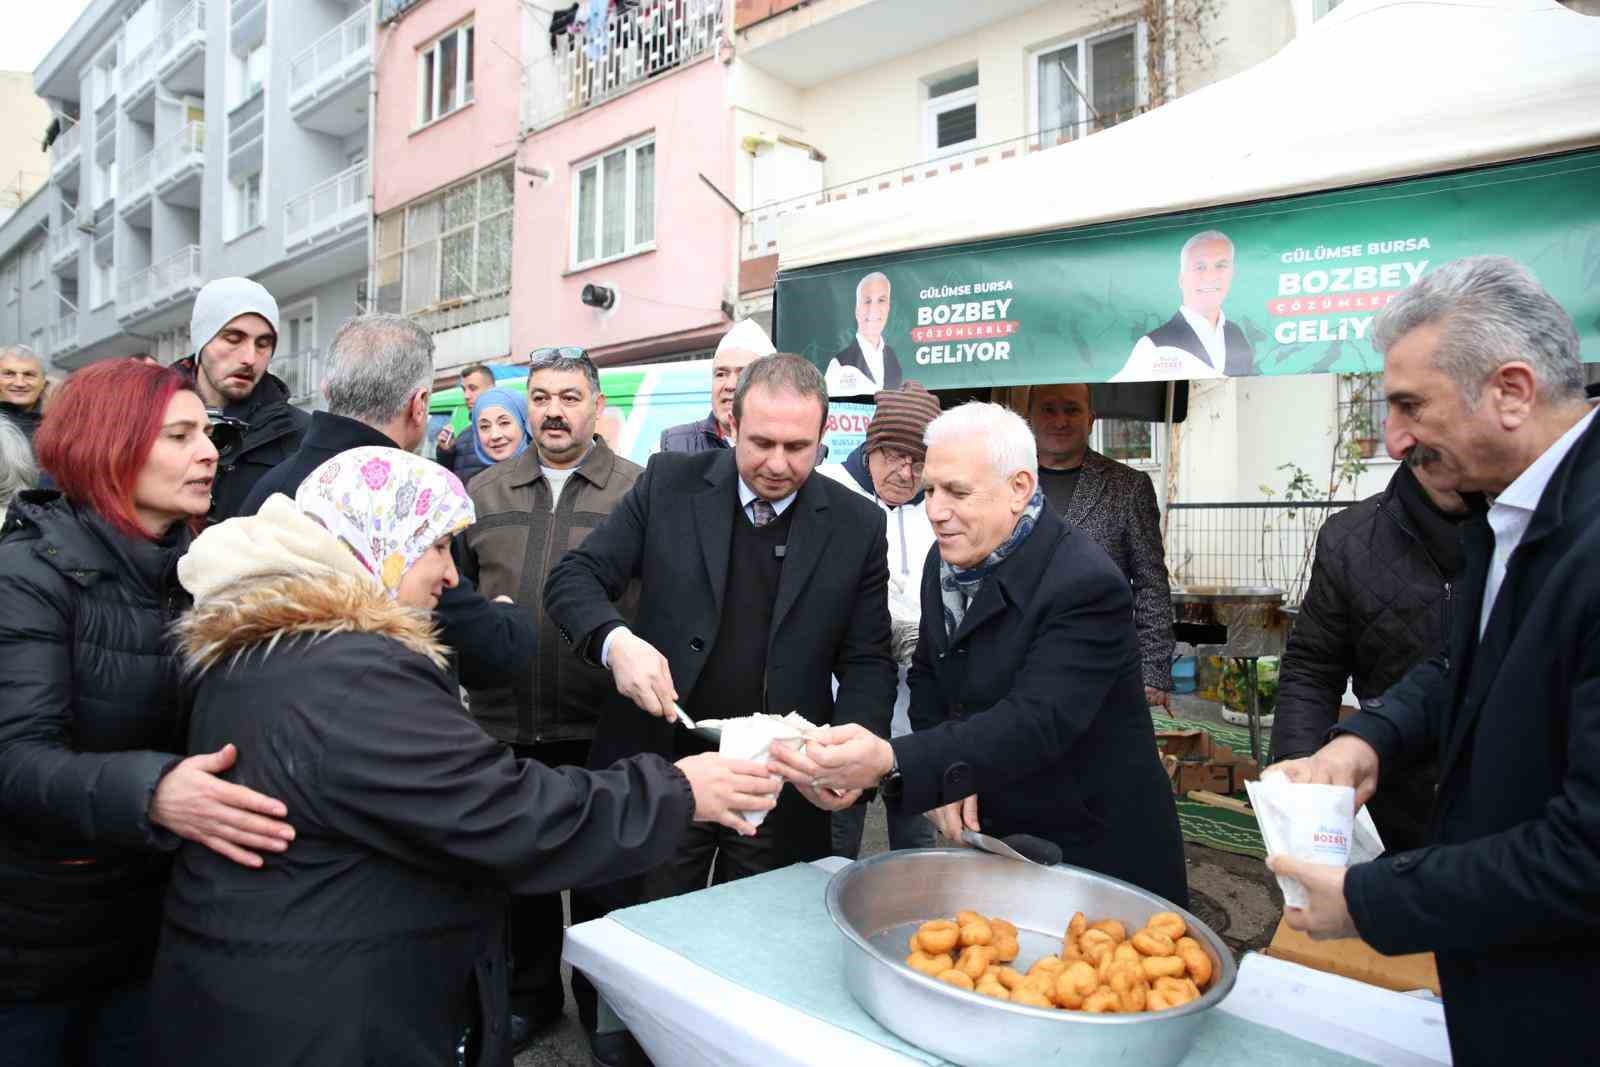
xmin=891 ymin=509 xmax=1188 ymax=907
xmin=1338 ymin=413 xmax=1600 ymax=1066
xmin=172 ymin=358 xmax=310 ymax=521
xmin=1273 ymin=467 xmax=1458 ymax=850
xmin=0 ymin=492 xmax=190 ymax=1001
xmin=153 ymin=573 xmax=695 ymax=1067
xmin=237 ymin=411 xmax=536 ymax=689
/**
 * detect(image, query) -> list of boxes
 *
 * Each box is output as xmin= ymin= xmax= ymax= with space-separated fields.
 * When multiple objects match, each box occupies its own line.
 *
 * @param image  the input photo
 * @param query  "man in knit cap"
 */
xmin=818 ymin=381 xmax=942 ymax=855
xmin=174 ymin=277 xmax=310 ymax=520
xmin=659 ymin=318 xmax=776 ymax=454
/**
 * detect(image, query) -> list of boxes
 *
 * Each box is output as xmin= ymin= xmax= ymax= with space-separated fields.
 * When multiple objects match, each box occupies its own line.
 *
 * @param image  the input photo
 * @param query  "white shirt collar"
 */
xmin=1177 ymin=305 xmax=1228 ymax=370
xmin=855 ymin=332 xmax=886 ymax=386
xmin=738 ymin=476 xmax=798 ymax=517
xmin=1493 ymin=407 xmax=1597 ymax=514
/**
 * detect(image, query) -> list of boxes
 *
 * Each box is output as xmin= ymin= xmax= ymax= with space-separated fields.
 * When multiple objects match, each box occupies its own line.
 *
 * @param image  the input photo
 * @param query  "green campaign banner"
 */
xmin=774 ymin=149 xmax=1600 ymax=393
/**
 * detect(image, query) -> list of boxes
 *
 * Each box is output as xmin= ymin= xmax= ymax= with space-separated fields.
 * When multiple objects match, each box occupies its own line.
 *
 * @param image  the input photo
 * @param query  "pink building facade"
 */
xmin=372 ymin=0 xmax=739 ymax=377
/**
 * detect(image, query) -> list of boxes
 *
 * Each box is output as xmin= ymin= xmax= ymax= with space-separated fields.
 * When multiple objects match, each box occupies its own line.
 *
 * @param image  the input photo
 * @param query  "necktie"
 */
xmin=750 ymin=498 xmax=776 ymax=527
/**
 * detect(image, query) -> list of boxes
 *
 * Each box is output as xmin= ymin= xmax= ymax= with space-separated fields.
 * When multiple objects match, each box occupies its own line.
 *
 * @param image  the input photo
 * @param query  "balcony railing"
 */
xmin=121 ymin=38 xmax=158 ymax=100
xmin=738 ymin=110 xmax=1152 ymax=266
xmin=289 ymin=7 xmax=372 ymax=107
xmin=48 ymin=224 xmax=78 ymax=264
xmin=153 ymin=121 xmax=205 ymax=186
xmin=1166 ymin=501 xmax=1357 ymax=607
xmin=49 ymin=123 xmax=81 ymax=170
xmin=48 ymin=313 xmax=80 ymax=355
xmin=284 ymin=159 xmax=368 ymax=249
xmin=121 ymin=148 xmax=156 ymax=205
xmin=532 ymin=1 xmax=723 ymax=130
xmin=276 ymin=347 xmax=320 ymax=404
xmin=118 ymin=244 xmax=202 ymax=316
xmin=156 ymin=1 xmax=206 ymax=69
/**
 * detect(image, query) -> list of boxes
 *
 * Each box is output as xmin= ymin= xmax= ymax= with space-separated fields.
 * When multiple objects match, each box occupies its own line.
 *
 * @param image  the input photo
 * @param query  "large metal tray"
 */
xmin=826 ymin=849 xmax=1237 ymax=1066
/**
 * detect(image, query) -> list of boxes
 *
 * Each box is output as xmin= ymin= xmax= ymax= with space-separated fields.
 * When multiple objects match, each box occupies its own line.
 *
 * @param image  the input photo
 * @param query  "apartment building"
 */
xmin=12 ymin=0 xmax=373 ymax=404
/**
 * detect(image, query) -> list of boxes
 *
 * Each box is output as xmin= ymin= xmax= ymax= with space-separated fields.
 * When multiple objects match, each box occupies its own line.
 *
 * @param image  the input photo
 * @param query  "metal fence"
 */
xmin=1166 ymin=501 xmax=1357 ymax=606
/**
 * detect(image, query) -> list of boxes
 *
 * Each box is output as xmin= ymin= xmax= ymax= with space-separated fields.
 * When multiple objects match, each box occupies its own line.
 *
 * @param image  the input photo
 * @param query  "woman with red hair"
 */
xmin=0 ymin=359 xmax=294 ymax=1065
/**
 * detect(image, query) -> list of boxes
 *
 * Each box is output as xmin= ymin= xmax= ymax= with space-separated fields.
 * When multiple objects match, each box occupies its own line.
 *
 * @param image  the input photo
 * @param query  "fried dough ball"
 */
xmin=1147 ymin=990 xmax=1175 ymax=1011
xmin=1067 ymin=911 xmax=1088 ymax=942
xmin=959 ymin=916 xmax=994 ymax=947
xmin=937 ymin=969 xmax=976 ymax=991
xmin=956 ymin=945 xmax=995 ymax=979
xmin=1082 ymin=988 xmax=1121 ymax=1014
xmin=1112 ymin=942 xmax=1141 ymax=966
xmin=990 ymin=918 xmax=1019 ymax=941
xmin=1132 ymin=930 xmax=1177 ymax=957
xmin=990 ymin=933 xmax=1020 ymax=963
xmin=1147 ymin=911 xmax=1188 ymax=941
xmin=1154 ymin=976 xmax=1199 ymax=1006
xmin=995 ymin=966 xmax=1027 ymax=991
xmin=954 ymin=910 xmax=984 ymax=926
xmin=1109 ymin=966 xmax=1150 ymax=1012
xmin=1061 ymin=937 xmax=1084 ymax=962
xmin=915 ymin=920 xmax=960 ymax=955
xmin=975 ymin=975 xmax=1011 ymax=1001
xmin=906 ymin=951 xmax=954 ymax=977
xmin=1141 ymin=954 xmax=1188 ymax=981
xmin=1054 ymin=961 xmax=1099 ymax=1010
xmin=1015 ymin=973 xmax=1057 ymax=1006
xmin=1078 ymin=928 xmax=1116 ymax=964
xmin=1012 ymin=985 xmax=1055 ymax=1010
xmin=1027 ymin=955 xmax=1067 ymax=981
xmin=1176 ymin=937 xmax=1213 ymax=989
xmin=1089 ymin=919 xmax=1127 ymax=943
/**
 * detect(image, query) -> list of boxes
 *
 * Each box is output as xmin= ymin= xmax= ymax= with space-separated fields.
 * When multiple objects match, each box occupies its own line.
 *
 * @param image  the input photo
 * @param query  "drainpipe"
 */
xmin=365 ymin=0 xmax=382 ymax=319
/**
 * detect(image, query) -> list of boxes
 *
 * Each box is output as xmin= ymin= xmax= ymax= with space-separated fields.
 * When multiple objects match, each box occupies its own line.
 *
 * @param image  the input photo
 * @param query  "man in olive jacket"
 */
xmin=456 ymin=349 xmax=641 ymax=1036
xmin=1271 ymin=257 xmax=1600 ymax=1067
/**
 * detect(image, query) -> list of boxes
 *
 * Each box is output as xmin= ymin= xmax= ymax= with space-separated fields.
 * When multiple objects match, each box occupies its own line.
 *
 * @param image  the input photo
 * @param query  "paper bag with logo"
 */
xmin=1246 ymin=774 xmax=1382 ymax=908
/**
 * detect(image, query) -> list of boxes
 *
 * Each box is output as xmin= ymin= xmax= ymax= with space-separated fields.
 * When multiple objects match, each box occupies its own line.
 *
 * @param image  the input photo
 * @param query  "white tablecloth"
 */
xmin=563 ymin=857 xmax=1452 ymax=1067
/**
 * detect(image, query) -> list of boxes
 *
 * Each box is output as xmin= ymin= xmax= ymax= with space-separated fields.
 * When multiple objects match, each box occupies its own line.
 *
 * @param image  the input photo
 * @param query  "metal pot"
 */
xmin=826 ymin=849 xmax=1236 ymax=1067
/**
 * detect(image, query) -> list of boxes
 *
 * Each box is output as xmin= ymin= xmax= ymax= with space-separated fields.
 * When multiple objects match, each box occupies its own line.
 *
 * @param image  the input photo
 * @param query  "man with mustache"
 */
xmin=826 ymin=271 xmax=903 ymax=397
xmin=1272 ymin=441 xmax=1470 ymax=851
xmin=1114 ymin=230 xmax=1255 ymax=382
xmin=454 ymin=346 xmax=643 ymax=1050
xmin=660 ymin=319 xmax=775 ymax=454
xmin=172 ymin=277 xmax=309 ymax=520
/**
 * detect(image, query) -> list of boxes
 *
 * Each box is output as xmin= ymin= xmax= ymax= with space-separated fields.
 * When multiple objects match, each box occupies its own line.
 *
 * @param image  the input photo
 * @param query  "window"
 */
xmin=418 ymin=22 xmax=475 ymax=126
xmin=279 ymin=302 xmax=317 ymax=402
xmin=2 ymin=261 xmax=17 ymax=304
xmin=1034 ymin=26 xmax=1140 ymax=145
xmin=375 ymin=163 xmax=513 ymax=314
xmin=1337 ymin=373 xmax=1386 ymax=458
xmin=233 ymin=172 xmax=262 ymax=235
xmin=27 ymin=243 xmax=45 ymax=286
xmin=1092 ymin=420 xmax=1160 ymax=466
xmin=923 ymin=69 xmax=978 ymax=158
xmin=571 ymin=137 xmax=655 ymax=269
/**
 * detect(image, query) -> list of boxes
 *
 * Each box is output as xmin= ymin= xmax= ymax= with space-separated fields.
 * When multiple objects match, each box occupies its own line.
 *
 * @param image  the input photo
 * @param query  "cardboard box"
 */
xmin=1156 ymin=730 xmax=1213 ymax=761
xmin=1174 ymin=762 xmax=1237 ymax=796
xmin=1266 ymin=918 xmax=1441 ymax=995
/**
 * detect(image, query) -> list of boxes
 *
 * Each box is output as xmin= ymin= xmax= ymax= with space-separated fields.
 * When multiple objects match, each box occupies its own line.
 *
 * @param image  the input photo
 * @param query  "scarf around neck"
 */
xmin=939 ymin=488 xmax=1045 ymax=639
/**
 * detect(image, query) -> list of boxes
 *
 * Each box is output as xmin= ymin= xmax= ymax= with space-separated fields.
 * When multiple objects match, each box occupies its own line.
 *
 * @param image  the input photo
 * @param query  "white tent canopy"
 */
xmin=777 ymin=0 xmax=1600 ymax=271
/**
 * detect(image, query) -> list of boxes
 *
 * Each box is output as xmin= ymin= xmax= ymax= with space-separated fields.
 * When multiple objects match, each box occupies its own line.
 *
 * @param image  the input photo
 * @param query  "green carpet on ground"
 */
xmin=1154 ymin=712 xmax=1268 ymax=858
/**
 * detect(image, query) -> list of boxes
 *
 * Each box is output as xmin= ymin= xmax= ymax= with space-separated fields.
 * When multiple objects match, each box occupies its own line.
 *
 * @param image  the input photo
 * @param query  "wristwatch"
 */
xmin=879 ymin=745 xmax=903 ymax=801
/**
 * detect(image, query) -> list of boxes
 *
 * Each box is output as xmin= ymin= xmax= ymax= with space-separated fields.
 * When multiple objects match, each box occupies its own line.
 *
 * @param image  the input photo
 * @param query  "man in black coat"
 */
xmin=171 ymin=277 xmax=309 ymax=520
xmin=1270 ymin=256 xmax=1600 ymax=1066
xmin=1272 ymin=460 xmax=1469 ymax=851
xmin=240 ymin=315 xmax=533 ymax=692
xmin=772 ymin=401 xmax=1188 ymax=906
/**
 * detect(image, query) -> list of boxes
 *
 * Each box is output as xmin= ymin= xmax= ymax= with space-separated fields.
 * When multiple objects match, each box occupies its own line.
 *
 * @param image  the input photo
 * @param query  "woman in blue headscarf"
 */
xmin=455 ymin=387 xmax=530 ymax=487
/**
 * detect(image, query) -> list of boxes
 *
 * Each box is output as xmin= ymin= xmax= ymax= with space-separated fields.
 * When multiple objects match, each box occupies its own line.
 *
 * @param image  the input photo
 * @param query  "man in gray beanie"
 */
xmin=174 ymin=277 xmax=310 ymax=520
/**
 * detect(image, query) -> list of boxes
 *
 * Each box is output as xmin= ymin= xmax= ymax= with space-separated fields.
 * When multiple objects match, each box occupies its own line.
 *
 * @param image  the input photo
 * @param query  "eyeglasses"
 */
xmin=528 ymin=346 xmax=589 ymax=367
xmin=876 ymin=448 xmax=924 ymax=478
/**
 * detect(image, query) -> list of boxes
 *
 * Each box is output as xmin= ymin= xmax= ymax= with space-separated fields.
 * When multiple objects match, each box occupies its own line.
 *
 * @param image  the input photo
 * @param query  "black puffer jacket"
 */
xmin=1273 ymin=467 xmax=1460 ymax=850
xmin=0 ymin=491 xmax=190 ymax=1002
xmin=173 ymin=358 xmax=309 ymax=521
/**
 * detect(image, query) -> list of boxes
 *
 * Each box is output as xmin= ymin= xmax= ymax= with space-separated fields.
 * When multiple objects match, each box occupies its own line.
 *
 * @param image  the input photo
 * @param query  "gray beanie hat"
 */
xmin=190 ymin=277 xmax=281 ymax=354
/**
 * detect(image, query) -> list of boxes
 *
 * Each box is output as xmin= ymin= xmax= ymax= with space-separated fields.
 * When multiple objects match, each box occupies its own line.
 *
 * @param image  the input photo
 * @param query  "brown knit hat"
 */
xmin=865 ymin=381 xmax=941 ymax=461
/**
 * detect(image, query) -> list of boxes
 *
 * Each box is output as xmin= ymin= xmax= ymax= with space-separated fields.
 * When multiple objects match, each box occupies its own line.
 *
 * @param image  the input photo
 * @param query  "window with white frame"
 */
xmin=418 ymin=22 xmax=475 ymax=126
xmin=2 ymin=261 xmax=17 ymax=303
xmin=1093 ymin=419 xmax=1161 ymax=466
xmin=923 ymin=69 xmax=978 ymax=159
xmin=232 ymin=172 xmax=262 ymax=236
xmin=571 ymin=137 xmax=655 ymax=269
xmin=375 ymin=163 xmax=513 ymax=315
xmin=1034 ymin=25 xmax=1140 ymax=146
xmin=27 ymin=243 xmax=45 ymax=286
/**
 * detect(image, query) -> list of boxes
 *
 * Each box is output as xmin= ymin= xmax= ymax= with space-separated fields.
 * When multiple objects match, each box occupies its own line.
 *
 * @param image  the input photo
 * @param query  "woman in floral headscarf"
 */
xmin=151 ymin=447 xmax=780 ymax=1067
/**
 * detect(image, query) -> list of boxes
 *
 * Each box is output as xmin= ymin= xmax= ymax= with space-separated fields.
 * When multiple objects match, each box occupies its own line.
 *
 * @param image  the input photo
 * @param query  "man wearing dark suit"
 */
xmin=544 ymin=354 xmax=896 ymax=1061
xmin=1114 ymin=230 xmax=1254 ymax=381
xmin=1028 ymin=384 xmax=1175 ymax=705
xmin=1269 ymin=257 xmax=1600 ymax=1066
xmin=825 ymin=272 xmax=903 ymax=396
xmin=773 ymin=402 xmax=1188 ymax=906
